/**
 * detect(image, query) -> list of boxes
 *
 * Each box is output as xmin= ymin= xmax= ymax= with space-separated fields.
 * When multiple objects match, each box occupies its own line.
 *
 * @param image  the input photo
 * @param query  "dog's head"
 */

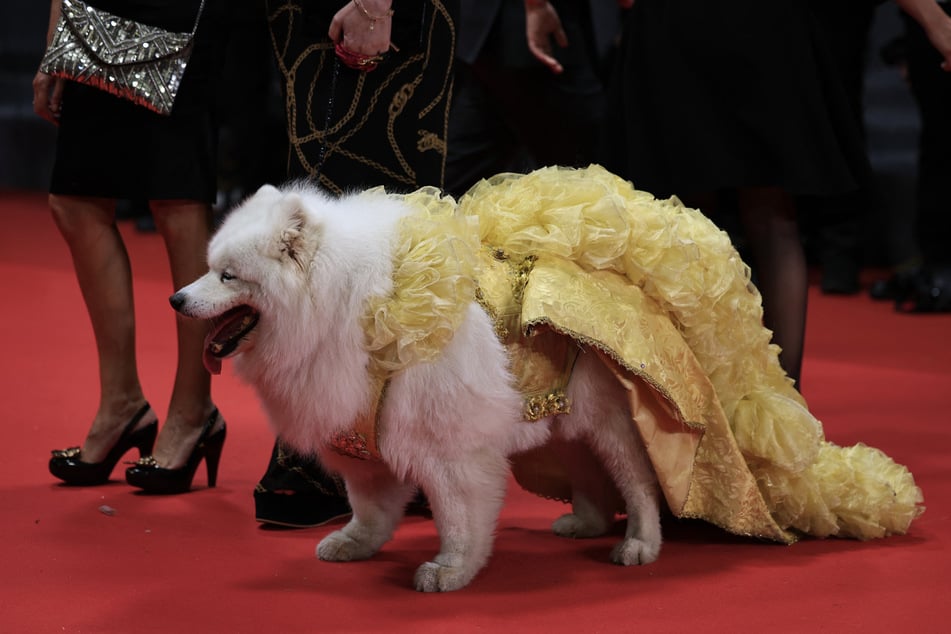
xmin=170 ymin=184 xmax=326 ymax=374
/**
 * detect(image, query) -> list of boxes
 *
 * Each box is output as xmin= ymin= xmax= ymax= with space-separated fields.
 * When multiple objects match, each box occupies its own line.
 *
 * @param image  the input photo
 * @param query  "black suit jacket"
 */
xmin=456 ymin=0 xmax=620 ymax=67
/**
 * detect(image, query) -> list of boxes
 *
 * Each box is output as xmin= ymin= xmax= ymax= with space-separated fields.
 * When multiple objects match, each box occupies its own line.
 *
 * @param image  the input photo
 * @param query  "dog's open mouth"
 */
xmin=204 ymin=305 xmax=260 ymax=375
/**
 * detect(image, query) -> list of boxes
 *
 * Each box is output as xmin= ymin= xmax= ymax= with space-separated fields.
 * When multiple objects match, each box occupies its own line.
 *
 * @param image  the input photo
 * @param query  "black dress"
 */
xmin=265 ymin=0 xmax=458 ymax=194
xmin=600 ymin=0 xmax=870 ymax=200
xmin=49 ymin=0 xmax=228 ymax=202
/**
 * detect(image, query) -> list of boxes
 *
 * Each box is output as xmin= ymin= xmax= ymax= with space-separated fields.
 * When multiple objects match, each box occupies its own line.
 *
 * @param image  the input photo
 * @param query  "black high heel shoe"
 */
xmin=125 ymin=410 xmax=226 ymax=494
xmin=49 ymin=403 xmax=157 ymax=486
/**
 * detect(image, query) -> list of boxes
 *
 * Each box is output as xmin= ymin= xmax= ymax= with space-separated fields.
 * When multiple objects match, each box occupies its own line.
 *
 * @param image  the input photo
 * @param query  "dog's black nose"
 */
xmin=169 ymin=292 xmax=185 ymax=312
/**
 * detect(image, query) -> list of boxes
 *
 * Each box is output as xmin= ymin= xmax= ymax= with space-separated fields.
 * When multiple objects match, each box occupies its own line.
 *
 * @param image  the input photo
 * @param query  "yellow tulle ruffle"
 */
xmin=369 ymin=165 xmax=924 ymax=540
xmin=361 ymin=187 xmax=480 ymax=374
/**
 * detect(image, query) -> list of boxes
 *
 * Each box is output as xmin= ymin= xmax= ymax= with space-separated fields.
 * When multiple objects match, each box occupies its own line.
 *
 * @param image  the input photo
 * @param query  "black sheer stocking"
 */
xmin=737 ymin=187 xmax=807 ymax=389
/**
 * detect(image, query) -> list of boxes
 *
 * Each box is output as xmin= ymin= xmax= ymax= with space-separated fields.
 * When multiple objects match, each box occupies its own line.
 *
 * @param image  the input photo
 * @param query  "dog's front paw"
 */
xmin=316 ymin=530 xmax=376 ymax=562
xmin=609 ymin=537 xmax=661 ymax=566
xmin=552 ymin=512 xmax=610 ymax=538
xmin=413 ymin=559 xmax=475 ymax=592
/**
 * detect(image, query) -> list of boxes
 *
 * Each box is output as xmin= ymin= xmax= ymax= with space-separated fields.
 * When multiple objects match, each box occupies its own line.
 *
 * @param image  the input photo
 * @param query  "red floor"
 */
xmin=1 ymin=190 xmax=949 ymax=633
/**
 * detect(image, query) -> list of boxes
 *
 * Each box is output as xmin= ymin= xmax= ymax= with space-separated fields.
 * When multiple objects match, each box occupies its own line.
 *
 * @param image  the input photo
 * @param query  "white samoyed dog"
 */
xmin=171 ymin=183 xmax=661 ymax=592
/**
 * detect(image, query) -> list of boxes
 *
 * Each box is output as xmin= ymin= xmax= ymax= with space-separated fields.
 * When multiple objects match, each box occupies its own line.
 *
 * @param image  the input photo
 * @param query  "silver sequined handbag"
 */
xmin=39 ymin=0 xmax=206 ymax=115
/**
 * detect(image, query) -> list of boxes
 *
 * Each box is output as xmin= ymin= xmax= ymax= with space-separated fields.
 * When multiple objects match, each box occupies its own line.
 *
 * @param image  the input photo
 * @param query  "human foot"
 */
xmin=142 ymin=407 xmax=224 ymax=470
xmin=75 ymin=401 xmax=158 ymax=463
xmin=50 ymin=402 xmax=157 ymax=485
xmin=125 ymin=409 xmax=226 ymax=493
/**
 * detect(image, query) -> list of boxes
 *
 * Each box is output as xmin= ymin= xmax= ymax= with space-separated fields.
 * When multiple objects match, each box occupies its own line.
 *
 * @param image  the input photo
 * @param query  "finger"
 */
xmin=32 ymin=75 xmax=54 ymax=124
xmin=34 ymin=100 xmax=56 ymax=124
xmin=554 ymin=27 xmax=569 ymax=49
xmin=50 ymin=78 xmax=65 ymax=114
xmin=528 ymin=42 xmax=563 ymax=75
xmin=33 ymin=99 xmax=48 ymax=121
xmin=328 ymin=17 xmax=342 ymax=43
xmin=32 ymin=73 xmax=47 ymax=104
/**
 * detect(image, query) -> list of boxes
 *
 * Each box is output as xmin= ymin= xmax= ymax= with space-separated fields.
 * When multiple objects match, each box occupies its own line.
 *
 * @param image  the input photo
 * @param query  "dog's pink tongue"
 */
xmin=203 ymin=347 xmax=222 ymax=375
xmin=201 ymin=305 xmax=259 ymax=375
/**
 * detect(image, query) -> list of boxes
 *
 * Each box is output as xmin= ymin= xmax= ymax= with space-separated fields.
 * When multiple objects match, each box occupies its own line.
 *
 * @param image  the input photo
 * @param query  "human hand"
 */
xmin=329 ymin=0 xmax=393 ymax=70
xmin=32 ymin=70 xmax=63 ymax=125
xmin=617 ymin=0 xmax=635 ymax=8
xmin=925 ymin=18 xmax=951 ymax=71
xmin=526 ymin=0 xmax=568 ymax=74
xmin=894 ymin=0 xmax=951 ymax=71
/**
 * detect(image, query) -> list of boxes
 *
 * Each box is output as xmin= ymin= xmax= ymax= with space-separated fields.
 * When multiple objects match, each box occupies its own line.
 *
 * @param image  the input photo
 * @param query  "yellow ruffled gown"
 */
xmin=364 ymin=165 xmax=924 ymax=542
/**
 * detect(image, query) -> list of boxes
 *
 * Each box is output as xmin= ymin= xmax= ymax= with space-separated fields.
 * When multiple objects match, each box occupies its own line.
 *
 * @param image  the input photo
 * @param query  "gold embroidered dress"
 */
xmin=362 ymin=165 xmax=924 ymax=542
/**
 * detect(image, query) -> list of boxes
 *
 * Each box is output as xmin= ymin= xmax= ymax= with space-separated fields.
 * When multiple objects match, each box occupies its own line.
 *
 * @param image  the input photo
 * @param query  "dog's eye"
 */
xmin=220 ymin=271 xmax=235 ymax=282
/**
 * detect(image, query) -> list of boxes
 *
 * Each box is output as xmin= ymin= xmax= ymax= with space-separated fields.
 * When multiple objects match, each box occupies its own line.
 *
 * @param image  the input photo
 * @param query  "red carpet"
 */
xmin=1 ymin=190 xmax=949 ymax=633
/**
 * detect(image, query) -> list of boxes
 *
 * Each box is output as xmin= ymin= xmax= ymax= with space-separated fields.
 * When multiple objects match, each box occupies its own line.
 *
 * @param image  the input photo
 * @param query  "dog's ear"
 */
xmin=277 ymin=194 xmax=320 ymax=270
xmin=247 ymin=184 xmax=282 ymax=205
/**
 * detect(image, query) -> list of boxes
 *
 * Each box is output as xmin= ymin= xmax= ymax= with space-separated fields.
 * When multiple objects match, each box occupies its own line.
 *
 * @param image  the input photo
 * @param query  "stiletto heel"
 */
xmin=125 ymin=410 xmax=226 ymax=494
xmin=49 ymin=403 xmax=157 ymax=486
xmin=204 ymin=428 xmax=225 ymax=488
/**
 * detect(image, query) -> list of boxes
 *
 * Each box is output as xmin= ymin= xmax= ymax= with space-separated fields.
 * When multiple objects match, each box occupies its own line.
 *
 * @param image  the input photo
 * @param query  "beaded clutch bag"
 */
xmin=39 ymin=0 xmax=205 ymax=115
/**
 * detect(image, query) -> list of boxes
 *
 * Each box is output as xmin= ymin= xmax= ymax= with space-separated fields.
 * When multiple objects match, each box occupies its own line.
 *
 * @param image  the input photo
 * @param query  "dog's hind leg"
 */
xmin=412 ymin=453 xmax=510 ymax=592
xmin=560 ymin=352 xmax=663 ymax=566
xmin=589 ymin=400 xmax=663 ymax=566
xmin=315 ymin=457 xmax=415 ymax=563
xmin=548 ymin=437 xmax=620 ymax=539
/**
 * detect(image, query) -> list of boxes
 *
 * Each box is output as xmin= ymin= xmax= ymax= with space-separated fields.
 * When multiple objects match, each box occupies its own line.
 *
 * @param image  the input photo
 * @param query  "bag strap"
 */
xmin=189 ymin=0 xmax=208 ymax=36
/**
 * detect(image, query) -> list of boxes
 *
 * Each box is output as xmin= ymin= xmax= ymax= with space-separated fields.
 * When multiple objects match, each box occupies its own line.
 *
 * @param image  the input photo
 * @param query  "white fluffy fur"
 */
xmin=172 ymin=183 xmax=662 ymax=592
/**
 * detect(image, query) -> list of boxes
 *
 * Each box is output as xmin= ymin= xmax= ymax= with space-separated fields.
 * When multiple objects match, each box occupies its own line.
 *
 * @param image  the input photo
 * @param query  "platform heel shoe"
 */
xmin=125 ymin=410 xmax=226 ymax=494
xmin=50 ymin=403 xmax=158 ymax=486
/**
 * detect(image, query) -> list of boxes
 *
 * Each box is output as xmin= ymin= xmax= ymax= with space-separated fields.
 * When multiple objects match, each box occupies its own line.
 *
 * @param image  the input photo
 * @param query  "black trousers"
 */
xmin=445 ymin=2 xmax=608 ymax=198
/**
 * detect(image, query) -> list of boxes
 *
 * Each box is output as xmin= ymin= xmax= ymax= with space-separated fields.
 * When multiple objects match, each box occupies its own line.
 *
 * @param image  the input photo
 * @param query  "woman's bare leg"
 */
xmin=149 ymin=200 xmax=220 ymax=469
xmin=49 ymin=194 xmax=154 ymax=462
